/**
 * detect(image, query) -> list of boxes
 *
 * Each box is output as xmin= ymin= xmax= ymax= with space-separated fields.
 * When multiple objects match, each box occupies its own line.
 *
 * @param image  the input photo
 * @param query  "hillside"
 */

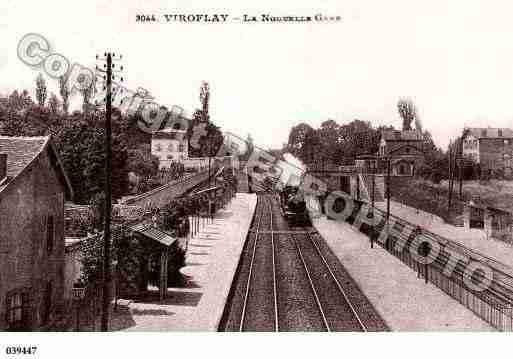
xmin=389 ymin=178 xmax=513 ymax=225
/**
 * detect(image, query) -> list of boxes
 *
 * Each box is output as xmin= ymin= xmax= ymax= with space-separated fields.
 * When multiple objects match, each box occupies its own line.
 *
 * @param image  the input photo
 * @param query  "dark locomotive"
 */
xmin=279 ymin=185 xmax=311 ymax=226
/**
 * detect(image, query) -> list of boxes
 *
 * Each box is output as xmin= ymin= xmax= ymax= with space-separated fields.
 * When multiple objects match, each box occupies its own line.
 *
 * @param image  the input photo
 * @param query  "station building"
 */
xmin=0 ymin=135 xmax=73 ymax=331
xmin=377 ymin=129 xmax=425 ymax=176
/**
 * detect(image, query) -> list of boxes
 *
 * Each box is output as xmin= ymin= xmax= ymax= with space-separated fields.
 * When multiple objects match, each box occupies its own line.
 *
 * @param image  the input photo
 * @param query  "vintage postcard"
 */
xmin=0 ymin=0 xmax=512 ymax=358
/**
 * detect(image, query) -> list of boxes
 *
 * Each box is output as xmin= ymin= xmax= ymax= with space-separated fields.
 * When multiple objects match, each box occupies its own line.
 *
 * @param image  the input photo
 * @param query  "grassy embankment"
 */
xmin=389 ymin=178 xmax=513 ymax=225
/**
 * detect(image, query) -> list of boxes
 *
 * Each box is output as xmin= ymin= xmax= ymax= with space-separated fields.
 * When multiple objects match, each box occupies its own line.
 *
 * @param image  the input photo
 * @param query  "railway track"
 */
xmin=291 ymin=230 xmax=367 ymax=331
xmin=239 ymin=194 xmax=278 ymax=331
xmin=219 ymin=192 xmax=387 ymax=332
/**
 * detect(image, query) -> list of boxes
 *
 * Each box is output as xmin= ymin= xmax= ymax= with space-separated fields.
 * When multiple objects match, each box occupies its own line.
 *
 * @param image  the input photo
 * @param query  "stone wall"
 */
xmin=121 ymin=170 xmax=211 ymax=210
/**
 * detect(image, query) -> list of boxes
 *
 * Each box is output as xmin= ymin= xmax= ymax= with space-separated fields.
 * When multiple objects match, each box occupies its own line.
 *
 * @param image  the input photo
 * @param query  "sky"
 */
xmin=2 ymin=0 xmax=513 ymax=150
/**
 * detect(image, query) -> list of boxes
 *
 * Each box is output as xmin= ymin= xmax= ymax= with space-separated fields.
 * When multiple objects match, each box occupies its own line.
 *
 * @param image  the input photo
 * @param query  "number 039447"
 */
xmin=5 ymin=346 xmax=37 ymax=355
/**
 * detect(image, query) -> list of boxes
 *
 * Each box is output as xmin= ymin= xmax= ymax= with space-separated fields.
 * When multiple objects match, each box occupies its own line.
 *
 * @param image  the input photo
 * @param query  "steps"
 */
xmin=360 ymin=174 xmax=385 ymax=202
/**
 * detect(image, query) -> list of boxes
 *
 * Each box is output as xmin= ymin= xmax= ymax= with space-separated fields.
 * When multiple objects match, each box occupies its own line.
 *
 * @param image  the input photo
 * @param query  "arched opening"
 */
xmin=395 ymin=161 xmax=413 ymax=176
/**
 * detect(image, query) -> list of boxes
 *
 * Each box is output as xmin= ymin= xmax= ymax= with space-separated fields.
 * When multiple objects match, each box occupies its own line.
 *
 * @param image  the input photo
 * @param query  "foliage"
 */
xmin=59 ymin=76 xmax=70 ymax=114
xmin=397 ymin=97 xmax=417 ymax=131
xmin=48 ymin=93 xmax=60 ymax=114
xmin=186 ymin=83 xmax=224 ymax=158
xmin=186 ymin=110 xmax=224 ymax=158
xmin=286 ymin=119 xmax=381 ymax=166
xmin=79 ymin=164 xmax=239 ymax=290
xmin=389 ymin=177 xmax=465 ymax=224
xmin=0 ymin=79 xmax=155 ymax=204
xmin=35 ymin=73 xmax=47 ymax=107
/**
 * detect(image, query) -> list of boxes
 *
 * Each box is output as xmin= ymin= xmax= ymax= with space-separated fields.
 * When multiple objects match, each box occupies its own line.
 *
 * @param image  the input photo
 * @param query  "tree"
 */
xmin=127 ymin=147 xmax=159 ymax=179
xmin=80 ymin=85 xmax=93 ymax=114
xmin=287 ymin=123 xmax=315 ymax=160
xmin=55 ymin=113 xmax=130 ymax=204
xmin=317 ymin=119 xmax=340 ymax=163
xmin=36 ymin=73 xmax=47 ymax=107
xmin=199 ymin=81 xmax=210 ymax=122
xmin=336 ymin=119 xmax=380 ymax=161
xmin=187 ymin=82 xmax=224 ymax=159
xmin=302 ymin=128 xmax=322 ymax=164
xmin=397 ymin=98 xmax=417 ymax=131
xmin=59 ymin=76 xmax=70 ymax=114
xmin=48 ymin=93 xmax=60 ymax=114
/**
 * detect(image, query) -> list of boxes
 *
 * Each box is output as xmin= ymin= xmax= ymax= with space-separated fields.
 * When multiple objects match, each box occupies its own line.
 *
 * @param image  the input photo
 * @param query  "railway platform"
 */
xmin=311 ymin=214 xmax=495 ymax=331
xmin=119 ymin=193 xmax=257 ymax=331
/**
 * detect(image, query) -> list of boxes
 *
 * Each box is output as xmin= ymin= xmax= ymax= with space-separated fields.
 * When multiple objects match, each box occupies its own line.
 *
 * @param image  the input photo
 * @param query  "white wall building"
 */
xmin=151 ymin=128 xmax=188 ymax=169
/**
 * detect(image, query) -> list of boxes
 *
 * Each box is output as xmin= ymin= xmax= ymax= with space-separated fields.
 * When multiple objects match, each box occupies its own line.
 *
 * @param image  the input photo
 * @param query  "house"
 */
xmin=151 ymin=128 xmax=189 ymax=169
xmin=462 ymin=127 xmax=513 ymax=178
xmin=0 ymin=135 xmax=73 ymax=331
xmin=377 ymin=129 xmax=425 ymax=176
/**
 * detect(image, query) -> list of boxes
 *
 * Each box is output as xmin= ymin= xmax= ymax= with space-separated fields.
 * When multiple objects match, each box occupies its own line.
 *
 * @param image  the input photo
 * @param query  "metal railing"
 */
xmin=346 ymin=199 xmax=513 ymax=331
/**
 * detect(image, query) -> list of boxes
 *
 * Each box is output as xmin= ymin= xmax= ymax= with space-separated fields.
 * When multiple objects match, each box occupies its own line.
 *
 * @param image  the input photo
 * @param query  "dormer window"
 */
xmin=499 ymin=129 xmax=503 ymax=137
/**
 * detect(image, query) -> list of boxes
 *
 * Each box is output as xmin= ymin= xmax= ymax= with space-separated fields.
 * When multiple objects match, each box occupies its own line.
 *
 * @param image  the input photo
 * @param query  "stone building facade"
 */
xmin=462 ymin=127 xmax=513 ymax=179
xmin=377 ymin=129 xmax=425 ymax=176
xmin=0 ymin=136 xmax=73 ymax=331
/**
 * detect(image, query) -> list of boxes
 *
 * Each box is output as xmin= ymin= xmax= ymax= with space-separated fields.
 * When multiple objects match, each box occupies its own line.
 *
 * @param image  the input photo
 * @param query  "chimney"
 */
xmin=0 ymin=153 xmax=7 ymax=181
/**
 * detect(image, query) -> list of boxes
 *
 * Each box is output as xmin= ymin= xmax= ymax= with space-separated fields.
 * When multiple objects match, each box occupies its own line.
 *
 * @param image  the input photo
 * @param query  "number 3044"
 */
xmin=136 ymin=14 xmax=157 ymax=22
xmin=5 ymin=346 xmax=37 ymax=355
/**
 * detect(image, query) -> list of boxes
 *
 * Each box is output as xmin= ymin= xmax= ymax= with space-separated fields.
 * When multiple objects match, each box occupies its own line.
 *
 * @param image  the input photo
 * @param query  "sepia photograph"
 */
xmin=1 ymin=1 xmax=512 ymax=358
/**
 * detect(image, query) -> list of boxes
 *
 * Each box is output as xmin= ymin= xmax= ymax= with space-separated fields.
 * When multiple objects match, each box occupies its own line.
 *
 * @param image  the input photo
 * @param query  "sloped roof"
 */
xmin=130 ymin=223 xmax=177 ymax=247
xmin=0 ymin=135 xmax=74 ymax=199
xmin=463 ymin=127 xmax=513 ymax=139
xmin=0 ymin=136 xmax=49 ymax=179
xmin=382 ymin=130 xmax=424 ymax=141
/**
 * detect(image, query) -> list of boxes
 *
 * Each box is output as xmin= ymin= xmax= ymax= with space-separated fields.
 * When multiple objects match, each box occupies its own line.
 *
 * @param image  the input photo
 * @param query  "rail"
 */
xmin=307 ymin=232 xmax=367 ymax=331
xmin=239 ymin=196 xmax=279 ymax=331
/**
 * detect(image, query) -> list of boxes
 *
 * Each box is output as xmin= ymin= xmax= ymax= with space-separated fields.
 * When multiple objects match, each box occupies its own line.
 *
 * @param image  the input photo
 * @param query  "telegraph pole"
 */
xmin=371 ymin=157 xmax=376 ymax=248
xmin=458 ymin=138 xmax=463 ymax=200
xmin=96 ymin=52 xmax=123 ymax=332
xmin=199 ymin=82 xmax=213 ymax=187
xmin=102 ymin=53 xmax=113 ymax=332
xmin=448 ymin=140 xmax=455 ymax=210
xmin=386 ymin=157 xmax=391 ymax=223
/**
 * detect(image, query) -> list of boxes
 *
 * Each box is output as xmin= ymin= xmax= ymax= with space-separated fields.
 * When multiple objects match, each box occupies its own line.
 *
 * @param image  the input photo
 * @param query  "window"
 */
xmin=499 ymin=129 xmax=503 ymax=137
xmin=6 ymin=290 xmax=29 ymax=330
xmin=482 ymin=129 xmax=487 ymax=137
xmin=168 ymin=143 xmax=175 ymax=152
xmin=154 ymin=144 xmax=162 ymax=152
xmin=178 ymin=143 xmax=185 ymax=152
xmin=46 ymin=216 xmax=54 ymax=254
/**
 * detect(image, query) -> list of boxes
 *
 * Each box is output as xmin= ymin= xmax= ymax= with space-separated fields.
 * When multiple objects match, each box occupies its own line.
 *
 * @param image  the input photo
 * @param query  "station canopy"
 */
xmin=129 ymin=223 xmax=177 ymax=247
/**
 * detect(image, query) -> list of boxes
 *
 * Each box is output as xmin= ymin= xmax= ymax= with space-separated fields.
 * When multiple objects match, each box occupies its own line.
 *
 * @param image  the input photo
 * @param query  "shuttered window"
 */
xmin=47 ymin=215 xmax=54 ymax=254
xmin=5 ymin=289 xmax=30 ymax=330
